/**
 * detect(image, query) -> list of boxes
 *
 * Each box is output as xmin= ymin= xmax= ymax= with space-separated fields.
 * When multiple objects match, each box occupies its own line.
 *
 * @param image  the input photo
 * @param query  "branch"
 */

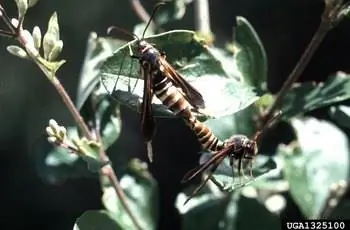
xmin=194 ymin=0 xmax=211 ymax=34
xmin=263 ymin=0 xmax=343 ymax=124
xmin=4 ymin=7 xmax=143 ymax=229
xmin=129 ymin=0 xmax=151 ymax=24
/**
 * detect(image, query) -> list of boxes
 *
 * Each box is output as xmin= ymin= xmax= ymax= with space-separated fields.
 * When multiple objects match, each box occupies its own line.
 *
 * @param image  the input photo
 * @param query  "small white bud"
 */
xmin=47 ymin=136 xmax=57 ymax=144
xmin=58 ymin=125 xmax=67 ymax=139
xmin=45 ymin=126 xmax=55 ymax=136
xmin=11 ymin=18 xmax=19 ymax=28
xmin=6 ymin=45 xmax=28 ymax=59
xmin=21 ymin=29 xmax=39 ymax=56
xmin=32 ymin=26 xmax=42 ymax=50
xmin=49 ymin=119 xmax=58 ymax=128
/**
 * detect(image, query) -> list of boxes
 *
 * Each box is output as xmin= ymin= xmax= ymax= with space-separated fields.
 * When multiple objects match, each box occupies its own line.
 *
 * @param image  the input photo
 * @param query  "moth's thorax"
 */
xmin=138 ymin=40 xmax=161 ymax=69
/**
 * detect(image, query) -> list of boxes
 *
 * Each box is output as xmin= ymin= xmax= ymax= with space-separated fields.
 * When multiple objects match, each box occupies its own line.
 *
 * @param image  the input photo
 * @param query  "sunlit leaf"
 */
xmin=101 ymin=159 xmax=158 ymax=230
xmin=100 ymin=30 xmax=258 ymax=119
xmin=282 ymin=72 xmax=350 ymax=119
xmin=235 ymin=16 xmax=268 ymax=93
xmin=204 ymin=94 xmax=268 ymax=141
xmin=278 ymin=117 xmax=349 ymax=218
xmin=74 ymin=210 xmax=122 ymax=230
xmin=176 ymin=188 xmax=280 ymax=230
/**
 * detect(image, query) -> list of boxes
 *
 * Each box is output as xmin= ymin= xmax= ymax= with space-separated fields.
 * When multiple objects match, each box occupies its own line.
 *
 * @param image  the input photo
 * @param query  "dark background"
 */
xmin=0 ymin=0 xmax=349 ymax=229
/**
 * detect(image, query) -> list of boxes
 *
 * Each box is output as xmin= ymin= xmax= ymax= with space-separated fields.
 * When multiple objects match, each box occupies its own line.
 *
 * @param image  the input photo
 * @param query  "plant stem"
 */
xmin=194 ymin=0 xmax=211 ymax=34
xmin=94 ymin=106 xmax=143 ymax=230
xmin=129 ymin=0 xmax=151 ymax=24
xmin=16 ymin=25 xmax=143 ymax=230
xmin=263 ymin=19 xmax=332 ymax=124
xmin=103 ymin=165 xmax=143 ymax=230
xmin=51 ymin=77 xmax=92 ymax=138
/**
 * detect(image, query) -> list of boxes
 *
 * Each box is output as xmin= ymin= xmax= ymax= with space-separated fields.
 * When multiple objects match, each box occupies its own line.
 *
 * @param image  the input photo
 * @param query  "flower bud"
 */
xmin=45 ymin=126 xmax=55 ymax=137
xmin=32 ymin=26 xmax=42 ymax=50
xmin=6 ymin=45 xmax=28 ymax=59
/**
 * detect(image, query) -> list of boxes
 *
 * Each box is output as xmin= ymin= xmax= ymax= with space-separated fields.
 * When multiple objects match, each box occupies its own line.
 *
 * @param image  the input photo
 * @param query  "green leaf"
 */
xmin=282 ymin=73 xmax=350 ymax=119
xmin=76 ymin=32 xmax=127 ymax=110
xmin=329 ymin=105 xmax=350 ymax=129
xmin=155 ymin=0 xmax=188 ymax=26
xmin=74 ymin=210 xmax=122 ymax=230
xmin=204 ymin=94 xmax=266 ymax=141
xmin=177 ymin=188 xmax=280 ymax=230
xmin=75 ymin=96 xmax=122 ymax=166
xmin=93 ymin=96 xmax=122 ymax=149
xmin=75 ymin=33 xmax=124 ymax=151
xmin=133 ymin=23 xmax=156 ymax=38
xmin=101 ymin=159 xmax=158 ymax=230
xmin=235 ymin=196 xmax=281 ymax=230
xmin=100 ymin=30 xmax=259 ymax=119
xmin=278 ymin=117 xmax=349 ymax=218
xmin=34 ymin=134 xmax=93 ymax=185
xmin=177 ymin=195 xmax=233 ymax=230
xmin=235 ymin=16 xmax=268 ymax=93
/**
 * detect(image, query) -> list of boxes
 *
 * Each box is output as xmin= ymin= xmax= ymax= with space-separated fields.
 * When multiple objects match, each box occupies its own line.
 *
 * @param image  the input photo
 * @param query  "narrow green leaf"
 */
xmin=279 ymin=117 xmax=349 ymax=218
xmin=94 ymin=97 xmax=122 ymax=149
xmin=100 ymin=30 xmax=259 ymax=119
xmin=101 ymin=159 xmax=158 ymax=230
xmin=14 ymin=0 xmax=28 ymax=21
xmin=76 ymin=32 xmax=127 ymax=110
xmin=235 ymin=16 xmax=268 ymax=93
xmin=329 ymin=200 xmax=350 ymax=219
xmin=155 ymin=0 xmax=187 ymax=25
xmin=74 ymin=210 xmax=122 ymax=230
xmin=329 ymin=105 xmax=350 ymax=129
xmin=43 ymin=12 xmax=60 ymax=60
xmin=282 ymin=73 xmax=350 ymax=119
xmin=28 ymin=0 xmax=39 ymax=8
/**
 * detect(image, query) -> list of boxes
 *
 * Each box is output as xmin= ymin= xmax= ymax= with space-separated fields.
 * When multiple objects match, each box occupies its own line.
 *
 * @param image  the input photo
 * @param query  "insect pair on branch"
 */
xmin=101 ymin=2 xmax=281 ymax=204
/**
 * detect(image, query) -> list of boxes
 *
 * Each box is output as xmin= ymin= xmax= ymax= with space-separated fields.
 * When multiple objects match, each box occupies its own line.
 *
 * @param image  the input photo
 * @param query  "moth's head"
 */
xmin=242 ymin=138 xmax=258 ymax=159
xmin=137 ymin=39 xmax=149 ymax=52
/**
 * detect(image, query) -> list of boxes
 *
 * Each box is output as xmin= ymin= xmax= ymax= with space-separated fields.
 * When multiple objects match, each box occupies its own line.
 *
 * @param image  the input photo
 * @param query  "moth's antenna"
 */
xmin=141 ymin=2 xmax=165 ymax=39
xmin=107 ymin=25 xmax=140 ymax=41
